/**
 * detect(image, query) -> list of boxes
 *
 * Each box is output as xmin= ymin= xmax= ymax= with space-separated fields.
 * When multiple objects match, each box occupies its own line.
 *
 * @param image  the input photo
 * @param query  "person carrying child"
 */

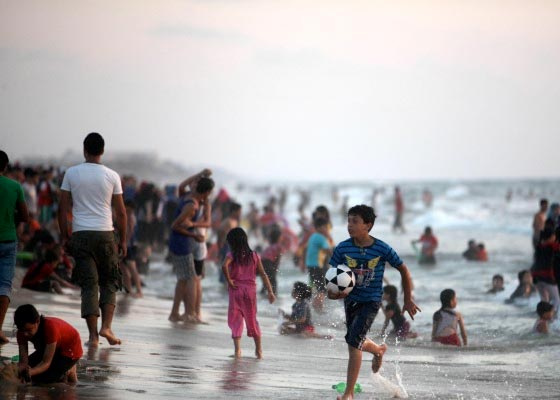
xmin=534 ymin=301 xmax=554 ymax=334
xmin=222 ymin=227 xmax=276 ymax=359
xmin=381 ymin=285 xmax=418 ymax=340
xmin=432 ymin=289 xmax=467 ymax=347
xmin=327 ymin=205 xmax=420 ymax=400
xmin=14 ymin=304 xmax=82 ymax=384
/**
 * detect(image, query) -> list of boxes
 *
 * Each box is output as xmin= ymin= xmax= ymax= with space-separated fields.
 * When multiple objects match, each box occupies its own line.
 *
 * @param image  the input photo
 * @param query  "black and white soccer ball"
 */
xmin=325 ymin=265 xmax=356 ymax=295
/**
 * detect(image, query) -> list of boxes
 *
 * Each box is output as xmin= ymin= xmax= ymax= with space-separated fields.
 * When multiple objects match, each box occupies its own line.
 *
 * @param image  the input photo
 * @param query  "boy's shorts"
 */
xmin=344 ymin=299 xmax=381 ymax=349
xmin=307 ymin=266 xmax=326 ymax=293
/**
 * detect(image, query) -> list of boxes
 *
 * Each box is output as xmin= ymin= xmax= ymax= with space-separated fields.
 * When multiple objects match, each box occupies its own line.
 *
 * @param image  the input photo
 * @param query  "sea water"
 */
xmin=142 ymin=179 xmax=560 ymax=398
xmin=4 ymin=179 xmax=558 ymax=399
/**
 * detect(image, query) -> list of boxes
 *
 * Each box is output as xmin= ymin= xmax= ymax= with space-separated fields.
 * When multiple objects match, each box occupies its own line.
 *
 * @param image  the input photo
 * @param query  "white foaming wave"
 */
xmin=411 ymin=209 xmax=475 ymax=229
xmin=444 ymin=185 xmax=470 ymax=198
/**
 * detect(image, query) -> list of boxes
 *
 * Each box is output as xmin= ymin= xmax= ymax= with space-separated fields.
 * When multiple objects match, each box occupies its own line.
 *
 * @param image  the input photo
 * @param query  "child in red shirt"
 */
xmin=15 ymin=304 xmax=82 ymax=384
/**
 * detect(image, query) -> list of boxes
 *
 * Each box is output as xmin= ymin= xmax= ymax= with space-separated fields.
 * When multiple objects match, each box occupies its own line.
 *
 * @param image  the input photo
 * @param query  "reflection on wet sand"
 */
xmin=219 ymin=358 xmax=258 ymax=392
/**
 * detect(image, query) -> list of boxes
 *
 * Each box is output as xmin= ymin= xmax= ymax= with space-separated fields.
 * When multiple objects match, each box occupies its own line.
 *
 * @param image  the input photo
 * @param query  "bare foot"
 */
xmin=234 ymin=350 xmax=242 ymax=358
xmin=195 ymin=317 xmax=209 ymax=325
xmin=99 ymin=329 xmax=121 ymax=345
xmin=372 ymin=344 xmax=387 ymax=373
xmin=255 ymin=349 xmax=263 ymax=359
xmin=168 ymin=313 xmax=181 ymax=322
xmin=0 ymin=333 xmax=9 ymax=345
xmin=183 ymin=315 xmax=198 ymax=324
xmin=336 ymin=395 xmax=353 ymax=400
xmin=133 ymin=292 xmax=143 ymax=298
xmin=86 ymin=336 xmax=100 ymax=347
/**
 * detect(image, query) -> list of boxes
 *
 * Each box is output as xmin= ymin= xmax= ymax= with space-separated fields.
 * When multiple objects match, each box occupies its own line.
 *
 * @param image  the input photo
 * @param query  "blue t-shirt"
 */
xmin=328 ymin=237 xmax=403 ymax=303
xmin=168 ymin=199 xmax=194 ymax=256
xmin=305 ymin=232 xmax=330 ymax=268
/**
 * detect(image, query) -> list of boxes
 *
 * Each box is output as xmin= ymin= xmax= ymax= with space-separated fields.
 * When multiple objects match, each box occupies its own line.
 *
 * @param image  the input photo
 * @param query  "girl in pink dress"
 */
xmin=222 ymin=227 xmax=276 ymax=358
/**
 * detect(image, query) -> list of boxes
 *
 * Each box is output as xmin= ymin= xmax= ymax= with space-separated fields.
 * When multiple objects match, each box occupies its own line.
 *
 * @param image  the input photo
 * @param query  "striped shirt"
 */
xmin=329 ymin=237 xmax=403 ymax=302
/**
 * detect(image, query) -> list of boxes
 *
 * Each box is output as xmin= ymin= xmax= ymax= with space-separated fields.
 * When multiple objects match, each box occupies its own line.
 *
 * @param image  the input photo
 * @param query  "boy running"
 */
xmin=328 ymin=205 xmax=420 ymax=400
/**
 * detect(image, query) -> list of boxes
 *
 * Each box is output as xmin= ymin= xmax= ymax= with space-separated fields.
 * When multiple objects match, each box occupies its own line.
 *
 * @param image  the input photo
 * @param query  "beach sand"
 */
xmin=0 ymin=263 xmax=558 ymax=400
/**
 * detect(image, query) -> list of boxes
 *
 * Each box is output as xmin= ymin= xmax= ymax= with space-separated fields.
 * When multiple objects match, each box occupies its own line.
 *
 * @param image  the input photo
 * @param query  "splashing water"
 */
xmin=369 ymin=336 xmax=408 ymax=398
xmin=371 ymin=372 xmax=408 ymax=399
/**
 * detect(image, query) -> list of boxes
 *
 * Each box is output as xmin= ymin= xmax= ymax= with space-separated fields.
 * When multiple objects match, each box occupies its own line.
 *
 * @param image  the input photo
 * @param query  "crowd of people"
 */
xmin=0 ymin=134 xmax=558 ymax=394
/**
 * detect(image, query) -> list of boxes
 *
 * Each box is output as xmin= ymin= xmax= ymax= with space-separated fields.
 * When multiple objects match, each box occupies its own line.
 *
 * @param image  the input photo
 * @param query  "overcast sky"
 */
xmin=1 ymin=1 xmax=559 ymax=182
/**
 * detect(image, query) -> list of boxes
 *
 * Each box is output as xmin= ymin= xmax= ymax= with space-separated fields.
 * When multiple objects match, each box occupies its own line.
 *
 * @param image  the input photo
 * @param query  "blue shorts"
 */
xmin=344 ymin=299 xmax=381 ymax=349
xmin=0 ymin=241 xmax=17 ymax=298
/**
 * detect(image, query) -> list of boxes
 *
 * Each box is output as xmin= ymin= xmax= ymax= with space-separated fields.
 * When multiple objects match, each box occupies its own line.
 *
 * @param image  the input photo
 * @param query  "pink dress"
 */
xmin=226 ymin=251 xmax=261 ymax=338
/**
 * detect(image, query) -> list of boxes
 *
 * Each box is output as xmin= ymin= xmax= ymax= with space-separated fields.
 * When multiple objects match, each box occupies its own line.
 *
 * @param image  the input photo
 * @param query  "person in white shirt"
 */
xmin=58 ymin=133 xmax=127 ymax=347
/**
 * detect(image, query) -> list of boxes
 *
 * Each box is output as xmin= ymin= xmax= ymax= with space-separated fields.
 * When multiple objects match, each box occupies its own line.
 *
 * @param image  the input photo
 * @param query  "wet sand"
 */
xmin=1 ymin=265 xmax=559 ymax=400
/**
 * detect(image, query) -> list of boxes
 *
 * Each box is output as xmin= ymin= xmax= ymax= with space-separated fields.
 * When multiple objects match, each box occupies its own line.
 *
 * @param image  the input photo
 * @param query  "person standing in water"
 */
xmin=222 ymin=227 xmax=275 ymax=359
xmin=177 ymin=170 xmax=213 ymax=323
xmin=0 ymin=150 xmax=29 ymax=344
xmin=533 ymin=199 xmax=549 ymax=248
xmin=327 ymin=205 xmax=419 ymax=400
xmin=168 ymin=177 xmax=214 ymax=323
xmin=392 ymin=186 xmax=405 ymax=233
xmin=58 ymin=133 xmax=126 ymax=347
xmin=412 ymin=226 xmax=438 ymax=265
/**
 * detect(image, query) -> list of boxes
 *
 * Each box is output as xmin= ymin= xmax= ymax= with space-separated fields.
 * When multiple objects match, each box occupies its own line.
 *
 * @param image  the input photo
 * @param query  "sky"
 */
xmin=1 ymin=0 xmax=559 ymax=182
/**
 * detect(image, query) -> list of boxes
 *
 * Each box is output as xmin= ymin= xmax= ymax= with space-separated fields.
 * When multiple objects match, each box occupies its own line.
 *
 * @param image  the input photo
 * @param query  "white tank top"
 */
xmin=434 ymin=308 xmax=458 ymax=337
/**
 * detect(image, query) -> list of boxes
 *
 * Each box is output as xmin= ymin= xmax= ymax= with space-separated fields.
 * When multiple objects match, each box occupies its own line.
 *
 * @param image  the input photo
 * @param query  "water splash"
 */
xmin=371 ymin=372 xmax=408 ymax=398
xmin=370 ymin=336 xmax=408 ymax=398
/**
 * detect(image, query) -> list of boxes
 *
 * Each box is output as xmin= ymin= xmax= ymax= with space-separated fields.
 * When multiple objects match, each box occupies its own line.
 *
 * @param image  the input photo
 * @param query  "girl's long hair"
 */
xmin=440 ymin=288 xmax=455 ymax=309
xmin=227 ymin=227 xmax=253 ymax=265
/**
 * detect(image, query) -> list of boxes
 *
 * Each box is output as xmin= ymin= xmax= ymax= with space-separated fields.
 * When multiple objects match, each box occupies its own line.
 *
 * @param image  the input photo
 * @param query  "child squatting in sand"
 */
xmin=327 ymin=205 xmax=420 ymax=400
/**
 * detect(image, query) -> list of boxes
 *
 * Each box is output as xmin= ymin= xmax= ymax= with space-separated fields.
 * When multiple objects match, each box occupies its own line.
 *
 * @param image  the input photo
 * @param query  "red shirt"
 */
xmin=22 ymin=261 xmax=56 ymax=287
xmin=17 ymin=317 xmax=83 ymax=360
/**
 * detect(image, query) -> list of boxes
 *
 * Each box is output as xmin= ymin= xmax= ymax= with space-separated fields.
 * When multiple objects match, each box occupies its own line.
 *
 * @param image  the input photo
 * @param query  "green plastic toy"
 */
xmin=332 ymin=382 xmax=362 ymax=394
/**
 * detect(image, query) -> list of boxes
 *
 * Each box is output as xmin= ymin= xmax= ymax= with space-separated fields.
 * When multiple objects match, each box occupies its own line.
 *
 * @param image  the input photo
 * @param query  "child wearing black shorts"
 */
xmin=328 ymin=205 xmax=420 ymax=400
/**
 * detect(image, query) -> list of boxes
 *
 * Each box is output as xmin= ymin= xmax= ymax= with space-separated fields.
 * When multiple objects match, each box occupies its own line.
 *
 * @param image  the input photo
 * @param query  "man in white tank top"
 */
xmin=58 ymin=133 xmax=127 ymax=347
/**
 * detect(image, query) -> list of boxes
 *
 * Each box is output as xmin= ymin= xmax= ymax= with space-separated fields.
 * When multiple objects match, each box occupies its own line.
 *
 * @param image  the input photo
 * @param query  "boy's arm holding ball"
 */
xmin=327 ymin=289 xmax=348 ymax=300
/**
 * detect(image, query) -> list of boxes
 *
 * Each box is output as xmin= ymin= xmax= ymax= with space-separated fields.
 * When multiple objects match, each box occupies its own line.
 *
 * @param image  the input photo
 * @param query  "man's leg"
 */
xmin=169 ymin=280 xmax=186 ymax=321
xmin=85 ymin=314 xmax=99 ymax=346
xmin=0 ymin=295 xmax=10 ymax=344
xmin=99 ymin=303 xmax=121 ymax=345
xmin=80 ymin=275 xmax=101 ymax=345
xmin=0 ymin=241 xmax=17 ymax=344
xmin=71 ymin=233 xmax=101 ymax=346
xmin=182 ymin=278 xmax=196 ymax=322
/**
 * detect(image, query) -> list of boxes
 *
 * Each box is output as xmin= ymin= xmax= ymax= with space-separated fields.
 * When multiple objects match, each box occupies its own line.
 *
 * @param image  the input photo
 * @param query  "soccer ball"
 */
xmin=325 ymin=265 xmax=356 ymax=295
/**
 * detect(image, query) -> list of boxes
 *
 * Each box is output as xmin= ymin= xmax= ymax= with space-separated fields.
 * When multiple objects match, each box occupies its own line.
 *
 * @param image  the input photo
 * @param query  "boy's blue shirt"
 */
xmin=305 ymin=232 xmax=330 ymax=268
xmin=328 ymin=236 xmax=403 ymax=303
